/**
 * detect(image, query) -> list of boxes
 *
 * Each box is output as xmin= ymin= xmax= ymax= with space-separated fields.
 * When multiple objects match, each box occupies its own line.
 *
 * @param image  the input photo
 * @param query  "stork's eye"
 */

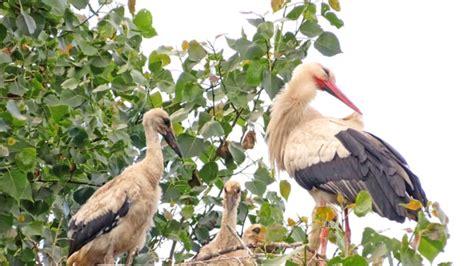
xmin=322 ymin=67 xmax=330 ymax=76
xmin=252 ymin=227 xmax=261 ymax=234
xmin=163 ymin=118 xmax=171 ymax=126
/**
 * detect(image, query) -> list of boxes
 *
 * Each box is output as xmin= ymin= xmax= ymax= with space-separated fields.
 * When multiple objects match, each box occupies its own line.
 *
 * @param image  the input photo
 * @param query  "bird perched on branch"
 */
xmin=195 ymin=180 xmax=253 ymax=265
xmin=266 ymin=62 xmax=428 ymax=260
xmin=67 ymin=108 xmax=182 ymax=266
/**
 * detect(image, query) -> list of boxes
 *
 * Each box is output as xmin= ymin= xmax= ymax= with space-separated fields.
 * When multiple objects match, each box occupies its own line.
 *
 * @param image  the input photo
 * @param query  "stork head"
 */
xmin=223 ymin=180 xmax=241 ymax=210
xmin=293 ymin=62 xmax=362 ymax=114
xmin=243 ymin=224 xmax=266 ymax=246
xmin=143 ymin=108 xmax=182 ymax=158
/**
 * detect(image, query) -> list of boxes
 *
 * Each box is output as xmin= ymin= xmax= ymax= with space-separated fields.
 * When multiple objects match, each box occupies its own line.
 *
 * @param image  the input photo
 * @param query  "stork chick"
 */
xmin=67 ymin=108 xmax=182 ymax=266
xmin=243 ymin=224 xmax=265 ymax=248
xmin=267 ymin=62 xmax=428 ymax=261
xmin=195 ymin=180 xmax=253 ymax=265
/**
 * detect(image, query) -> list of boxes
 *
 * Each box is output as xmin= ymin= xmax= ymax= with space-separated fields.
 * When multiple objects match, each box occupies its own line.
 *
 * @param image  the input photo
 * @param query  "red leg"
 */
xmin=318 ymin=199 xmax=328 ymax=266
xmin=319 ymin=227 xmax=329 ymax=266
xmin=344 ymin=208 xmax=351 ymax=256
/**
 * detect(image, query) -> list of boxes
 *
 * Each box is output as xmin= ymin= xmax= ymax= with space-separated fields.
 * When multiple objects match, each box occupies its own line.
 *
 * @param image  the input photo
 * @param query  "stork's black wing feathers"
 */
xmin=365 ymin=131 xmax=427 ymax=205
xmin=294 ymin=128 xmax=427 ymax=223
xmin=68 ymin=197 xmax=130 ymax=256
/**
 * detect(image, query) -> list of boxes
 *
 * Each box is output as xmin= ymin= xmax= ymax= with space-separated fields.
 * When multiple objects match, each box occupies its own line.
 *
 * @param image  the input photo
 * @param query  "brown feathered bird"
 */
xmin=195 ymin=180 xmax=254 ymax=265
xmin=67 ymin=108 xmax=182 ymax=265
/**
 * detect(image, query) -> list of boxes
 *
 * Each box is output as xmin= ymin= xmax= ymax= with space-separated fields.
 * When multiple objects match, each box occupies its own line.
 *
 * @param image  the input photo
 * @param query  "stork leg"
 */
xmin=318 ymin=227 xmax=329 ymax=266
xmin=125 ymin=249 xmax=136 ymax=265
xmin=318 ymin=199 xmax=328 ymax=266
xmin=343 ymin=208 xmax=351 ymax=256
xmin=104 ymin=252 xmax=114 ymax=264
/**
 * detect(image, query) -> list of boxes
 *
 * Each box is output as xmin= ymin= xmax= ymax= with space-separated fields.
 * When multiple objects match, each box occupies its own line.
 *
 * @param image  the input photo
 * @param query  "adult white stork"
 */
xmin=266 ymin=62 xmax=427 ymax=258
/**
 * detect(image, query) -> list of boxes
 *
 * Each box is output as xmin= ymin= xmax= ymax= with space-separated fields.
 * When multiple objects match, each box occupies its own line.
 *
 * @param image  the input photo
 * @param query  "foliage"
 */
xmin=0 ymin=0 xmax=449 ymax=265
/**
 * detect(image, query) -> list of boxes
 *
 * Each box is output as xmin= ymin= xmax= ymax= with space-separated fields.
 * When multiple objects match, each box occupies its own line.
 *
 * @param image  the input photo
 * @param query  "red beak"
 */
xmin=315 ymin=77 xmax=362 ymax=114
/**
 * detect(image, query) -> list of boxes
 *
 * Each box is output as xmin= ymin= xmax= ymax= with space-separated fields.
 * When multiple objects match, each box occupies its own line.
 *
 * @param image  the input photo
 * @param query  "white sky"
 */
xmin=132 ymin=0 xmax=474 ymax=264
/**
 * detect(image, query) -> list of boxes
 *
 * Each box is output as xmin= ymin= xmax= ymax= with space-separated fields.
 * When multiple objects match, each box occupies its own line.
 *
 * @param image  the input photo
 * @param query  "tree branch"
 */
xmin=58 ymin=4 xmax=105 ymax=38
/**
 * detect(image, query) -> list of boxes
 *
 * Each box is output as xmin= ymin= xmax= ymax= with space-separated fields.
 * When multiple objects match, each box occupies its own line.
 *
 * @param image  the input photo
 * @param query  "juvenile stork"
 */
xmin=195 ymin=180 xmax=253 ymax=265
xmin=266 ymin=62 xmax=427 ymax=257
xmin=67 ymin=108 xmax=182 ymax=265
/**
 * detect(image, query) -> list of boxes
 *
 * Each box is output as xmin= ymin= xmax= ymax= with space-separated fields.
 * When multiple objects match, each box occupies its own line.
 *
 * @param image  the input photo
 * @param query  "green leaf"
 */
xmin=177 ymin=134 xmax=208 ymax=158
xmin=228 ymin=142 xmax=245 ymax=164
xmin=68 ymin=126 xmax=89 ymax=147
xmin=200 ymin=120 xmax=225 ymax=139
xmin=246 ymin=61 xmax=264 ymax=86
xmin=180 ymin=205 xmax=194 ymax=220
xmin=263 ymin=69 xmax=284 ymax=99
xmin=0 ymin=214 xmax=13 ymax=234
xmin=299 ymin=20 xmax=323 ymax=38
xmin=329 ymin=255 xmax=368 ymax=266
xmin=188 ymin=40 xmax=207 ymax=62
xmin=0 ymin=170 xmax=33 ymax=202
xmin=244 ymin=44 xmax=265 ymax=60
xmin=92 ymin=84 xmax=109 ymax=93
xmin=354 ymin=191 xmax=372 ymax=217
xmin=261 ymin=246 xmax=305 ymax=265
xmin=73 ymin=187 xmax=95 ymax=205
xmin=245 ymin=180 xmax=266 ymax=196
xmin=199 ymin=162 xmax=218 ymax=183
xmin=15 ymin=148 xmax=37 ymax=172
xmin=418 ymin=235 xmax=443 ymax=263
xmin=69 ymin=0 xmax=89 ymax=9
xmin=149 ymin=51 xmax=171 ymax=73
xmin=286 ymin=5 xmax=305 ymax=20
xmin=21 ymin=221 xmax=44 ymax=237
xmin=400 ymin=234 xmax=423 ymax=265
xmin=314 ymin=31 xmax=342 ymax=56
xmin=303 ymin=3 xmax=317 ymax=20
xmin=21 ymin=11 xmax=37 ymax=34
xmin=279 ymin=180 xmax=291 ymax=201
xmin=0 ymin=119 xmax=9 ymax=133
xmin=324 ymin=12 xmax=344 ymax=28
xmin=256 ymin=21 xmax=274 ymax=40
xmin=415 ymin=212 xmax=448 ymax=263
xmin=150 ymin=91 xmax=162 ymax=107
xmin=179 ymin=230 xmax=192 ymax=250
xmin=133 ymin=9 xmax=157 ymax=38
xmin=266 ymin=224 xmax=287 ymax=242
xmin=130 ymin=69 xmax=147 ymax=85
xmin=6 ymin=100 xmax=27 ymax=121
xmin=78 ymin=40 xmax=98 ymax=56
xmin=48 ymin=104 xmax=70 ymax=122
xmin=61 ymin=78 xmax=79 ymax=90
xmin=0 ymin=145 xmax=8 ymax=157
xmin=291 ymin=226 xmax=307 ymax=243
xmin=42 ymin=0 xmax=67 ymax=16
xmin=0 ymin=50 xmax=12 ymax=64
xmin=321 ymin=2 xmax=330 ymax=15
xmin=254 ymin=167 xmax=274 ymax=185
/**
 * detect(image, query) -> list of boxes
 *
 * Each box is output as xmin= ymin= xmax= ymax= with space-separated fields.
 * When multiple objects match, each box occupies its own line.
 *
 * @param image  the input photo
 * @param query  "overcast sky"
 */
xmin=131 ymin=0 xmax=474 ymax=264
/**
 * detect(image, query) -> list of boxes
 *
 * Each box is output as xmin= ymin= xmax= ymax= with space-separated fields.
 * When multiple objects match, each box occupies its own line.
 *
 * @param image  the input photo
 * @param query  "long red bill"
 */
xmin=314 ymin=77 xmax=362 ymax=114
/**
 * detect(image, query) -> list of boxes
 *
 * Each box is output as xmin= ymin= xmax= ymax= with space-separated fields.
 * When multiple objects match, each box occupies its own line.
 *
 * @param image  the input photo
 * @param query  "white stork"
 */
xmin=67 ymin=108 xmax=182 ymax=265
xmin=266 ymin=62 xmax=427 ymax=258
